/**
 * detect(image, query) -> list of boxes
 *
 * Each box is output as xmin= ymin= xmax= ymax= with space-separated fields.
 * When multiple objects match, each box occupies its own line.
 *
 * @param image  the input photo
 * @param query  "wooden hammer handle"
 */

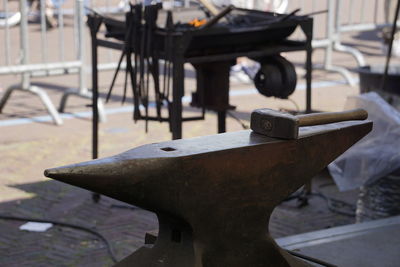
xmin=297 ymin=108 xmax=368 ymax=127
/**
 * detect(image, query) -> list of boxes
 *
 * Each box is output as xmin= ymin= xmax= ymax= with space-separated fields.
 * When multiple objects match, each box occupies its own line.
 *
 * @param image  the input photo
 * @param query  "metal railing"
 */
xmin=0 ymin=0 xmax=195 ymax=125
xmin=0 ymin=0 xmax=105 ymax=125
xmin=285 ymin=0 xmax=357 ymax=86
xmin=288 ymin=0 xmax=399 ymax=86
xmin=1 ymin=0 xmax=395 ymax=124
xmin=334 ymin=0 xmax=398 ymax=64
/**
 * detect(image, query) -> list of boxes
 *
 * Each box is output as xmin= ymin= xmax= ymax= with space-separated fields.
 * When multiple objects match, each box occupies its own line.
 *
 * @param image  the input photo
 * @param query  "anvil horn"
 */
xmin=45 ymin=120 xmax=372 ymax=267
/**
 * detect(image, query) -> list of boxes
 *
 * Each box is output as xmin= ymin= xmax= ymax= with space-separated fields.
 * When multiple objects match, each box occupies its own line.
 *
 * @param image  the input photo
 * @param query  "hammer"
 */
xmin=251 ymin=108 xmax=368 ymax=139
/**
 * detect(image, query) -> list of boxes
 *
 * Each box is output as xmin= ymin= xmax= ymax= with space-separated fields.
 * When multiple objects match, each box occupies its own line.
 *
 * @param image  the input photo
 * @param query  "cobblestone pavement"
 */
xmin=1 ymin=2 xmax=400 ymax=266
xmin=0 ymin=83 xmax=361 ymax=266
xmin=0 ymin=174 xmax=358 ymax=267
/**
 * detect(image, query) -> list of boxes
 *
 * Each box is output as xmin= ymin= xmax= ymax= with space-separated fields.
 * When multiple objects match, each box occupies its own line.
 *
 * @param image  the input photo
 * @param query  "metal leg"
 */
xmin=0 ymin=84 xmax=63 ymax=125
xmin=312 ymin=38 xmax=357 ymax=85
xmin=313 ymin=64 xmax=358 ymax=86
xmin=333 ymin=0 xmax=366 ymax=69
xmin=30 ymin=85 xmax=63 ymax=125
xmin=334 ymin=42 xmax=366 ymax=67
xmin=58 ymin=91 xmax=70 ymax=113
xmin=307 ymin=0 xmax=359 ymax=87
xmin=300 ymin=19 xmax=313 ymax=114
xmin=96 ymin=97 xmax=106 ymax=123
xmin=0 ymin=85 xmax=16 ymax=113
xmin=305 ymin=29 xmax=313 ymax=114
xmin=59 ymin=88 xmax=107 ymax=123
xmin=303 ymin=34 xmax=313 ymax=197
xmin=88 ymin=14 xmax=102 ymax=203
xmin=171 ymin=60 xmax=184 ymax=140
xmin=300 ymin=18 xmax=314 ymax=207
xmin=309 ymin=44 xmax=358 ymax=86
xmin=217 ymin=111 xmax=226 ymax=133
xmin=58 ymin=0 xmax=107 ymax=123
xmin=326 ymin=65 xmax=357 ymax=86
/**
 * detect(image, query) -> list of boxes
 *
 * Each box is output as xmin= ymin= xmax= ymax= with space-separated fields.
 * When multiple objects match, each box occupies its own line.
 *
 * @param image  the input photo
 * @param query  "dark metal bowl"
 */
xmin=357 ymin=65 xmax=400 ymax=96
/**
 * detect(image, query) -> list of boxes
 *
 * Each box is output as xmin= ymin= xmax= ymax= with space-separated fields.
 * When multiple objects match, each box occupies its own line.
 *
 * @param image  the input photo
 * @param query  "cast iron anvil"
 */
xmin=44 ymin=110 xmax=372 ymax=267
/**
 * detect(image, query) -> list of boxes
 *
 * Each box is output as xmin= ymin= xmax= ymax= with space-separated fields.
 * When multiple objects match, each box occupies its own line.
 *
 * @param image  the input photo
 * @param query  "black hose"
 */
xmin=282 ymin=191 xmax=356 ymax=217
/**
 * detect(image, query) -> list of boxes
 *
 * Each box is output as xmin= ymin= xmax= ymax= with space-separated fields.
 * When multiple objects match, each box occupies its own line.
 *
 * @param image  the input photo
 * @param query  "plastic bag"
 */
xmin=328 ymin=92 xmax=400 ymax=191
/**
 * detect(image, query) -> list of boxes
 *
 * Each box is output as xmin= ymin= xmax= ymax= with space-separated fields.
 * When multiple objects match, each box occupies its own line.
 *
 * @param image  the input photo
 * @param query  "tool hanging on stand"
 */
xmin=105 ymin=4 xmax=143 ymax=117
xmin=96 ymin=2 xmax=314 ymax=140
xmin=141 ymin=4 xmax=161 ymax=131
xmin=132 ymin=4 xmax=142 ymax=121
xmin=163 ymin=11 xmax=174 ymax=132
xmin=106 ymin=3 xmax=167 ymax=132
xmin=146 ymin=6 xmax=162 ymax=122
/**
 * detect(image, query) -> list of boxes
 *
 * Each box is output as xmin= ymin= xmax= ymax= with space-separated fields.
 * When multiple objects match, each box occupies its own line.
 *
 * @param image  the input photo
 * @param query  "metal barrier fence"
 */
xmin=0 ymin=0 xmax=197 ymax=125
xmin=335 ymin=0 xmax=397 ymax=64
xmin=285 ymin=0 xmax=357 ymax=86
xmin=0 ymin=0 xmax=195 ymax=124
xmin=0 ymin=0 xmax=396 ymax=124
xmin=0 ymin=0 xmax=105 ymax=125
xmin=288 ymin=0 xmax=397 ymax=86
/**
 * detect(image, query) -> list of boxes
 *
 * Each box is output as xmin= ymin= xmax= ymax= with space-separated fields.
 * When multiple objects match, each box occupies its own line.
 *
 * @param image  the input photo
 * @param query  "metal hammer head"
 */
xmin=251 ymin=108 xmax=368 ymax=139
xmin=251 ymin=109 xmax=299 ymax=139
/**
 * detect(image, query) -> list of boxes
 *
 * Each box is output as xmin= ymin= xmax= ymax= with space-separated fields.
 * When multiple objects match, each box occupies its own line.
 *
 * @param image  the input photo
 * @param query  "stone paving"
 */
xmin=1 ymin=2 xmax=400 ymax=266
xmin=0 ymin=77 xmax=363 ymax=266
xmin=0 ymin=173 xmax=358 ymax=266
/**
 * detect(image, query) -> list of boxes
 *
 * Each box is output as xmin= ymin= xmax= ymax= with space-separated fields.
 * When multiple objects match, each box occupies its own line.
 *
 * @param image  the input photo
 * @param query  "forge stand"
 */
xmin=87 ymin=8 xmax=313 ymax=204
xmin=87 ymin=10 xmax=313 ymax=147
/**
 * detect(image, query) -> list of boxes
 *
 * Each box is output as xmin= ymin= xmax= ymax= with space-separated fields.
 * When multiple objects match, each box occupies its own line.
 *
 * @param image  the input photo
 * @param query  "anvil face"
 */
xmin=45 ymin=120 xmax=372 ymax=267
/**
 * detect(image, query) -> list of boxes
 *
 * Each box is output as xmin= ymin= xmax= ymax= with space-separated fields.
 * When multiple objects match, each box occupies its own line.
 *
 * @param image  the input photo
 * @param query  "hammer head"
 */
xmin=250 ymin=109 xmax=299 ymax=139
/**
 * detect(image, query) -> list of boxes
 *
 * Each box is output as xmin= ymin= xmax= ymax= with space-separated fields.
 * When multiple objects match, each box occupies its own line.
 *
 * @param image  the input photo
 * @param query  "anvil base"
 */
xmin=116 ymin=214 xmax=312 ymax=267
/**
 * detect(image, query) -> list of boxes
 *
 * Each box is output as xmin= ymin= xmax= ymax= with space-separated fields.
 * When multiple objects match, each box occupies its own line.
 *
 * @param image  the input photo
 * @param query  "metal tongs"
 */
xmin=201 ymin=5 xmax=235 ymax=29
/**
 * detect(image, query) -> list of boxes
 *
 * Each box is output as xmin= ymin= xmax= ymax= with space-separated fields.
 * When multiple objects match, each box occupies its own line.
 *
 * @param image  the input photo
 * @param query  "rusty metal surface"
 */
xmin=45 ymin=119 xmax=372 ymax=266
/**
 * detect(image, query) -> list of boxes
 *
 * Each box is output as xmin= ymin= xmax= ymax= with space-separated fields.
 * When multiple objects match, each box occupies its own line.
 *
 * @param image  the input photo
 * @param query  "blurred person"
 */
xmin=29 ymin=0 xmax=57 ymax=28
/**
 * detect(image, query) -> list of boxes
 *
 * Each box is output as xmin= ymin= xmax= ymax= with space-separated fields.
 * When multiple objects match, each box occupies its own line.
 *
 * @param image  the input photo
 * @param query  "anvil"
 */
xmin=45 ymin=119 xmax=372 ymax=267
